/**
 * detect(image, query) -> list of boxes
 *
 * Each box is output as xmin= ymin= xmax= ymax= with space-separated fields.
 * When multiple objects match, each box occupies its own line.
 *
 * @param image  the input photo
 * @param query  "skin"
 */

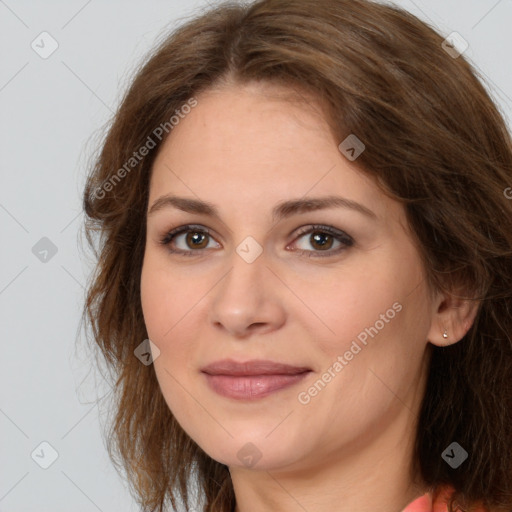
xmin=140 ymin=81 xmax=479 ymax=512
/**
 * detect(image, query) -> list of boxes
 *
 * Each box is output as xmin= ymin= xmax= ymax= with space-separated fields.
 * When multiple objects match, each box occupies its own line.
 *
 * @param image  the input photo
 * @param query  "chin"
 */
xmin=195 ymin=434 xmax=304 ymax=471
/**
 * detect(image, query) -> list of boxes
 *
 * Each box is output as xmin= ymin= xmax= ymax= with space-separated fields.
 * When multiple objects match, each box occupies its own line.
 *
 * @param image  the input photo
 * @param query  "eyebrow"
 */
xmin=147 ymin=194 xmax=377 ymax=222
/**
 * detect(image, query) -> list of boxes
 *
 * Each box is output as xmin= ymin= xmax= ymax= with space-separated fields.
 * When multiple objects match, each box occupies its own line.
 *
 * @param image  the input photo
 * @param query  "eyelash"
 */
xmin=158 ymin=224 xmax=354 ymax=258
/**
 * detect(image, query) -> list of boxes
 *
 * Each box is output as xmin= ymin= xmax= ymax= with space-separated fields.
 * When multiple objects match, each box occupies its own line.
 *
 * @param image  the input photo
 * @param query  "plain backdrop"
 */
xmin=1 ymin=0 xmax=511 ymax=510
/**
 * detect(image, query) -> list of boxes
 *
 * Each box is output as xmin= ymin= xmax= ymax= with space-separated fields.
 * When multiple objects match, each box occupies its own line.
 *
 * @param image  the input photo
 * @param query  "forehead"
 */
xmin=148 ymin=81 xmax=402 ymax=228
xmin=162 ymin=82 xmax=333 ymax=156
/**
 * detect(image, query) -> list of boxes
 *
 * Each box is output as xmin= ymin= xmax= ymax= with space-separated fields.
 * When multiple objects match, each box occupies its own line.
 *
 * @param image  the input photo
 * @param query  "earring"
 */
xmin=442 ymin=329 xmax=448 ymax=339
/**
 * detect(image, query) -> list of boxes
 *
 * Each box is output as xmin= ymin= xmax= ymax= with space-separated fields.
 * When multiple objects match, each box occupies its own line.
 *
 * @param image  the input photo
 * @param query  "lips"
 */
xmin=200 ymin=359 xmax=311 ymax=376
xmin=201 ymin=359 xmax=312 ymax=400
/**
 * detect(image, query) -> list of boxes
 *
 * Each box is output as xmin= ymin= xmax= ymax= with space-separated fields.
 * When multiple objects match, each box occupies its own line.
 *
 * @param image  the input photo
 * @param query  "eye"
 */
xmin=159 ymin=224 xmax=220 ymax=256
xmin=289 ymin=224 xmax=354 ymax=257
xmin=159 ymin=223 xmax=354 ymax=258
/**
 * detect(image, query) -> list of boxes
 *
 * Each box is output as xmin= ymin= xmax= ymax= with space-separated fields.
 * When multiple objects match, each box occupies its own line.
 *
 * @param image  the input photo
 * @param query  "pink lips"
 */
xmin=201 ymin=359 xmax=312 ymax=400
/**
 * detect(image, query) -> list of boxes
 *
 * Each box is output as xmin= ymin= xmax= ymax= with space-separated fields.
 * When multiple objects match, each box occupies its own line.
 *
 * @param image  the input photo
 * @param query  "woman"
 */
xmin=81 ymin=0 xmax=512 ymax=511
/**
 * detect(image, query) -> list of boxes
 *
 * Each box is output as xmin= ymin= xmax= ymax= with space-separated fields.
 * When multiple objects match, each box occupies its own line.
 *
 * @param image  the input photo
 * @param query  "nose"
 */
xmin=208 ymin=247 xmax=287 ymax=339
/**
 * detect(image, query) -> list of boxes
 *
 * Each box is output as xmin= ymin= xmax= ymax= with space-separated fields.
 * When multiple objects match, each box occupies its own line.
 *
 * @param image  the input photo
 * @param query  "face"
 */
xmin=140 ymin=81 xmax=434 ymax=473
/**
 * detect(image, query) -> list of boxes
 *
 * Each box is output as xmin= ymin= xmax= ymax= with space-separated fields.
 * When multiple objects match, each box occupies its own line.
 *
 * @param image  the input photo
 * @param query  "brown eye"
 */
xmin=185 ymin=231 xmax=209 ymax=249
xmin=308 ymin=232 xmax=334 ymax=251
xmin=290 ymin=225 xmax=354 ymax=257
xmin=160 ymin=225 xmax=221 ymax=255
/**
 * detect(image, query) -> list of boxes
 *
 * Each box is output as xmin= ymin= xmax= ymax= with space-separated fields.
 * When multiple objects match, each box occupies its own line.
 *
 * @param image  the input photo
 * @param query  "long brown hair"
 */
xmin=81 ymin=0 xmax=512 ymax=511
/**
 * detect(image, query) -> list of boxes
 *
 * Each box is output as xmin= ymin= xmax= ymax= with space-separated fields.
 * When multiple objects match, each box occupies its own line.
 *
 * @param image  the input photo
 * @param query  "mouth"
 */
xmin=200 ymin=359 xmax=312 ymax=400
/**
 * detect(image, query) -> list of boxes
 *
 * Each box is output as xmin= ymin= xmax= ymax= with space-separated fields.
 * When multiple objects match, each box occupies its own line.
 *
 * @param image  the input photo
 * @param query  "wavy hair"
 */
xmin=81 ymin=0 xmax=512 ymax=511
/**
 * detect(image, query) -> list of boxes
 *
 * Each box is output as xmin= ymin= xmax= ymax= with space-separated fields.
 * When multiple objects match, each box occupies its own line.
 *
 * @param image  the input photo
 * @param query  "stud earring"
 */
xmin=442 ymin=329 xmax=448 ymax=339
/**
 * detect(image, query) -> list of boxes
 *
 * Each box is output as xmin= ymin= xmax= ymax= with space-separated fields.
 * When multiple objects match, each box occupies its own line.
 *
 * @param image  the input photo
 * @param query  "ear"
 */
xmin=427 ymin=287 xmax=480 ymax=347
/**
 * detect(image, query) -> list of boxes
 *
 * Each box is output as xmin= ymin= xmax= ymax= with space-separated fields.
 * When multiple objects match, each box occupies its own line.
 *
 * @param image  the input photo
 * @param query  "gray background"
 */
xmin=1 ymin=0 xmax=511 ymax=511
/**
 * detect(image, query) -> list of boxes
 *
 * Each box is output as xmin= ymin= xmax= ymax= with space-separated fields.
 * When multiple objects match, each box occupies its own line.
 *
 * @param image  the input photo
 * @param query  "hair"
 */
xmin=81 ymin=0 xmax=512 ymax=511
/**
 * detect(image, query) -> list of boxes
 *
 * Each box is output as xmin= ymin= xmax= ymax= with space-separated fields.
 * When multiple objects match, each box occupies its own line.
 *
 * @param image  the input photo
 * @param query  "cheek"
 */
xmin=140 ymin=260 xmax=168 ymax=342
xmin=140 ymin=253 xmax=210 ymax=419
xmin=140 ymin=252 xmax=202 ymax=343
xmin=140 ymin=257 xmax=198 ymax=423
xmin=289 ymin=266 xmax=403 ymax=354
xmin=299 ymin=254 xmax=429 ymax=378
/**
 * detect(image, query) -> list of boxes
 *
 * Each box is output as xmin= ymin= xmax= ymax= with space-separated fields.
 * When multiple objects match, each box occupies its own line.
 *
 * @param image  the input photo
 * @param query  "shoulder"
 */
xmin=402 ymin=485 xmax=489 ymax=512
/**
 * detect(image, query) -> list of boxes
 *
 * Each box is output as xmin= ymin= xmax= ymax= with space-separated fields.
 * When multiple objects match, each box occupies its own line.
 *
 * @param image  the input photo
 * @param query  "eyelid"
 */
xmin=159 ymin=224 xmax=218 ymax=251
xmin=287 ymin=224 xmax=354 ymax=258
xmin=291 ymin=224 xmax=354 ymax=246
xmin=159 ymin=224 xmax=218 ymax=247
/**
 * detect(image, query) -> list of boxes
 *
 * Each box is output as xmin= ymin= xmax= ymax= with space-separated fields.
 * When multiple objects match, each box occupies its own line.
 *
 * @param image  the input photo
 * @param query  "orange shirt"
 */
xmin=402 ymin=485 xmax=489 ymax=512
